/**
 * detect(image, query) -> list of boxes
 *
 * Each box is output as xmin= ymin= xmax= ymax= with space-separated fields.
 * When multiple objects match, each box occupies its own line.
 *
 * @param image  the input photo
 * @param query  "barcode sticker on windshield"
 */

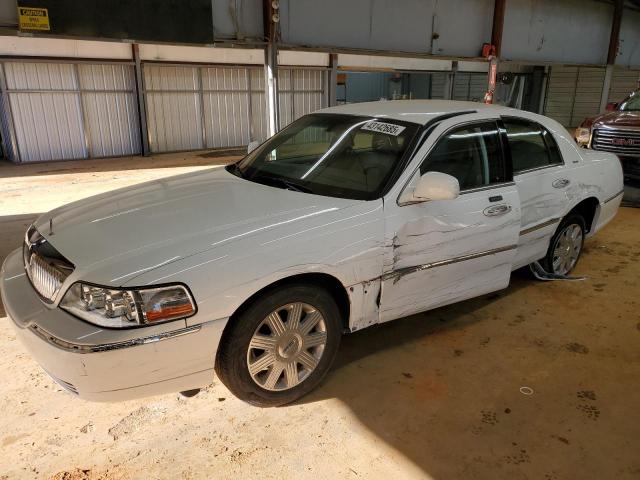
xmin=361 ymin=121 xmax=406 ymax=136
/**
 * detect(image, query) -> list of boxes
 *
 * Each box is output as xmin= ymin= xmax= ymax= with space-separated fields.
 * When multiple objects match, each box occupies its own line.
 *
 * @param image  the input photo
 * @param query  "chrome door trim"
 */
xmin=459 ymin=182 xmax=516 ymax=195
xmin=604 ymin=189 xmax=624 ymax=204
xmin=514 ymin=163 xmax=564 ymax=176
xmin=519 ymin=217 xmax=560 ymax=236
xmin=382 ymin=244 xmax=518 ymax=283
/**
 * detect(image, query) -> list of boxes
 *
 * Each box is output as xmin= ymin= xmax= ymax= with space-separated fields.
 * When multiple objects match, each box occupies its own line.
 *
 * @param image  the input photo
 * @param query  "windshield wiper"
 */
xmin=252 ymin=175 xmax=314 ymax=194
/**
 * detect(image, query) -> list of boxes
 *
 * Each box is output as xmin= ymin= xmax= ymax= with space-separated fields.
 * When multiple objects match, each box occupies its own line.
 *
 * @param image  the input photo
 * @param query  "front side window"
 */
xmin=503 ymin=119 xmax=563 ymax=173
xmin=619 ymin=90 xmax=640 ymax=111
xmin=233 ymin=114 xmax=419 ymax=200
xmin=420 ymin=122 xmax=506 ymax=190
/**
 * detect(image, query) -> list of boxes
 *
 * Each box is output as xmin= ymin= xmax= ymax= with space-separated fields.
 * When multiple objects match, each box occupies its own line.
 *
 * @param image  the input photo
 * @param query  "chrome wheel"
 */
xmin=552 ymin=223 xmax=583 ymax=275
xmin=247 ymin=302 xmax=327 ymax=392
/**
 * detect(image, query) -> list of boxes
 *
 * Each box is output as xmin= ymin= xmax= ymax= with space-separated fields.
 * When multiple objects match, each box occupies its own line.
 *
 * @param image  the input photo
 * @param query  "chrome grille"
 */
xmin=23 ymin=226 xmax=73 ymax=303
xmin=26 ymin=253 xmax=65 ymax=301
xmin=592 ymin=128 xmax=640 ymax=156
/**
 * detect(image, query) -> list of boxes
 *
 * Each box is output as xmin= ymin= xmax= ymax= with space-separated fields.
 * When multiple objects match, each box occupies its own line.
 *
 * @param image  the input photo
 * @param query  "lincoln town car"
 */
xmin=1 ymin=101 xmax=623 ymax=406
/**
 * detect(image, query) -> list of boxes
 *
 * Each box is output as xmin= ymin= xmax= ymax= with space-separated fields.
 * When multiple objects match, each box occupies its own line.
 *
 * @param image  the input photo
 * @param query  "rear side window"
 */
xmin=420 ymin=122 xmax=506 ymax=190
xmin=503 ymin=119 xmax=564 ymax=173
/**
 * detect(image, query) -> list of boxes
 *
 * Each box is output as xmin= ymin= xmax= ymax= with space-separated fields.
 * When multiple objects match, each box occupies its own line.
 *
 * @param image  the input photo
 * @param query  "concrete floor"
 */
xmin=0 ymin=154 xmax=639 ymax=479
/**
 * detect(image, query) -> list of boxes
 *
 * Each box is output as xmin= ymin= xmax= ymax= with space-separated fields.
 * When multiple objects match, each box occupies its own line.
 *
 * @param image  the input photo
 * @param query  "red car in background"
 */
xmin=576 ymin=89 xmax=640 ymax=181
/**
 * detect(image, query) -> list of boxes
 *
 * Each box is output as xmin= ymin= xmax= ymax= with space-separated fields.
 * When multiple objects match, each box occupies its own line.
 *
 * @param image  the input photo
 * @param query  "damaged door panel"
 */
xmin=380 ymin=184 xmax=521 ymax=322
xmin=379 ymin=119 xmax=521 ymax=323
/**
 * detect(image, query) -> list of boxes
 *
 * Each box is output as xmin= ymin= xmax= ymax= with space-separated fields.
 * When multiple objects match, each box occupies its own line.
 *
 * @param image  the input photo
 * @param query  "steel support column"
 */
xmin=328 ymin=53 xmax=338 ymax=107
xmin=599 ymin=65 xmax=615 ymax=113
xmin=444 ymin=61 xmax=457 ymax=100
xmin=491 ymin=0 xmax=506 ymax=58
xmin=600 ymin=0 xmax=623 ymax=113
xmin=132 ymin=44 xmax=150 ymax=156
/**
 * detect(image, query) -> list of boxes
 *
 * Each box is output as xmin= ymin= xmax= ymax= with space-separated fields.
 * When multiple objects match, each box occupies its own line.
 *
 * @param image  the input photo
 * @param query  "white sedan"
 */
xmin=1 ymin=101 xmax=623 ymax=406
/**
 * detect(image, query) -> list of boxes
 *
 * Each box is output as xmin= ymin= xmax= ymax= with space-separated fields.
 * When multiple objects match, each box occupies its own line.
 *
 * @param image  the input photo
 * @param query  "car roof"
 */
xmin=318 ymin=100 xmax=522 ymax=125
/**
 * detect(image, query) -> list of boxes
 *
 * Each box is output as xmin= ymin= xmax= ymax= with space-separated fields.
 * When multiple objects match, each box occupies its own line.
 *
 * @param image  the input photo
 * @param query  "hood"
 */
xmin=588 ymin=110 xmax=640 ymax=129
xmin=34 ymin=167 xmax=359 ymax=286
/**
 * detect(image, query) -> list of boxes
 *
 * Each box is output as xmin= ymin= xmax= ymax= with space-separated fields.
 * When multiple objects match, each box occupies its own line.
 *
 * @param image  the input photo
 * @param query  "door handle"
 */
xmin=489 ymin=195 xmax=503 ymax=202
xmin=483 ymin=204 xmax=512 ymax=217
xmin=552 ymin=178 xmax=570 ymax=188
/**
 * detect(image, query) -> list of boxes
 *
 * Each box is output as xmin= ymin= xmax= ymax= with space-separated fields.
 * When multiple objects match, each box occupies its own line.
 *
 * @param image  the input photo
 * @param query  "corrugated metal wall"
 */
xmin=202 ymin=67 xmax=251 ymax=148
xmin=144 ymin=65 xmax=203 ymax=153
xmin=544 ymin=66 xmax=578 ymax=126
xmin=0 ymin=61 xmax=139 ymax=163
xmin=452 ymin=72 xmax=486 ymax=102
xmin=608 ymin=68 xmax=640 ymax=103
xmin=249 ymin=69 xmax=269 ymax=142
xmin=572 ymin=67 xmax=605 ymax=126
xmin=4 ymin=62 xmax=86 ymax=162
xmin=78 ymin=64 xmax=140 ymax=158
xmin=278 ymin=68 xmax=328 ymax=129
xmin=544 ymin=65 xmax=606 ymax=127
xmin=0 ymin=63 xmax=18 ymax=161
xmin=144 ymin=64 xmax=267 ymax=153
xmin=429 ymin=73 xmax=447 ymax=99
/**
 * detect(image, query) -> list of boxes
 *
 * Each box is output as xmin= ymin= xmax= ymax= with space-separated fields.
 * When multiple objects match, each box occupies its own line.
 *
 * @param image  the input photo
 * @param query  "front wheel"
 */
xmin=540 ymin=214 xmax=586 ymax=276
xmin=215 ymin=284 xmax=342 ymax=407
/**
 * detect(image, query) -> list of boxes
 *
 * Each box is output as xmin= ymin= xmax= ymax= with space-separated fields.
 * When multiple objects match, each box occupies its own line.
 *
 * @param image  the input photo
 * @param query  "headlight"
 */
xmin=60 ymin=283 xmax=196 ymax=328
xmin=575 ymin=127 xmax=591 ymax=146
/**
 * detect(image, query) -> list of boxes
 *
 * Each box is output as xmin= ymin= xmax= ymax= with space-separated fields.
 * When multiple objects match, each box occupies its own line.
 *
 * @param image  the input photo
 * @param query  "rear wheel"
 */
xmin=215 ymin=284 xmax=342 ymax=407
xmin=540 ymin=214 xmax=586 ymax=276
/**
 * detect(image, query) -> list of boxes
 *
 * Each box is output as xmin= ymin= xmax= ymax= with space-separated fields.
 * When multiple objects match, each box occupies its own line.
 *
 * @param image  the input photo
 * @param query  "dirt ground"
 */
xmin=0 ymin=153 xmax=639 ymax=480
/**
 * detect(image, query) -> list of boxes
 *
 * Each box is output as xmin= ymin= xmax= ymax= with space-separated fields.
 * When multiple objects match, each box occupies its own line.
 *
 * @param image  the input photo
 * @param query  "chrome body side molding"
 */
xmin=604 ymin=189 xmax=624 ymax=204
xmin=519 ymin=218 xmax=561 ymax=236
xmin=382 ymin=244 xmax=518 ymax=284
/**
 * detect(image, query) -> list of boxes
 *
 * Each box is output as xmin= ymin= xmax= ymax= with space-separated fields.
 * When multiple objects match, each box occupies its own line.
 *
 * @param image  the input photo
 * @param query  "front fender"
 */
xmin=123 ymin=202 xmax=386 ymax=327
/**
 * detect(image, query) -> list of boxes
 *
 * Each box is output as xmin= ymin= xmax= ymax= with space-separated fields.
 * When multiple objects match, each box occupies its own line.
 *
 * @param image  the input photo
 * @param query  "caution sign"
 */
xmin=18 ymin=7 xmax=50 ymax=31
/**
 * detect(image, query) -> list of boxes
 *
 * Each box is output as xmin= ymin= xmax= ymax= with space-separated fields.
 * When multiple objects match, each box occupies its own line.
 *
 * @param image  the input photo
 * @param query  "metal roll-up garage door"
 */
xmin=608 ymin=67 xmax=640 ymax=103
xmin=78 ymin=64 xmax=141 ymax=158
xmin=278 ymin=68 xmax=328 ymax=130
xmin=571 ymin=67 xmax=605 ymax=127
xmin=202 ymin=66 xmax=268 ymax=148
xmin=3 ymin=62 xmax=85 ymax=162
xmin=544 ymin=66 xmax=606 ymax=128
xmin=144 ymin=64 xmax=267 ymax=153
xmin=452 ymin=73 xmax=487 ymax=102
xmin=429 ymin=73 xmax=447 ymax=99
xmin=0 ymin=61 xmax=139 ymax=163
xmin=144 ymin=65 xmax=203 ymax=153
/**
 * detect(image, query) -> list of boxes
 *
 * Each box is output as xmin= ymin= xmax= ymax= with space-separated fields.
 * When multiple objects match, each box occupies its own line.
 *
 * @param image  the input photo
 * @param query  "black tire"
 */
xmin=539 ymin=214 xmax=586 ymax=275
xmin=215 ymin=284 xmax=342 ymax=407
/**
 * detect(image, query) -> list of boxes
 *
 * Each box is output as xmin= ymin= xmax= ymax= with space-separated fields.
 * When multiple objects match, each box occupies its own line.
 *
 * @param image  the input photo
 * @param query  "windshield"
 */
xmin=619 ymin=91 xmax=640 ymax=111
xmin=232 ymin=114 xmax=420 ymax=200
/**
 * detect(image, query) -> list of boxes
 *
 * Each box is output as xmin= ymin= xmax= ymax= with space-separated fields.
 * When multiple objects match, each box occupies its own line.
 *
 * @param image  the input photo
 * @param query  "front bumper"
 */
xmin=1 ymin=248 xmax=228 ymax=401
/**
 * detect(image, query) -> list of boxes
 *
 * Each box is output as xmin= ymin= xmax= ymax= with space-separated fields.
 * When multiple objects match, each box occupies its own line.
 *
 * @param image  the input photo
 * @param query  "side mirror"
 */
xmin=413 ymin=171 xmax=460 ymax=201
xmin=247 ymin=140 xmax=260 ymax=154
xmin=605 ymin=102 xmax=618 ymax=112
